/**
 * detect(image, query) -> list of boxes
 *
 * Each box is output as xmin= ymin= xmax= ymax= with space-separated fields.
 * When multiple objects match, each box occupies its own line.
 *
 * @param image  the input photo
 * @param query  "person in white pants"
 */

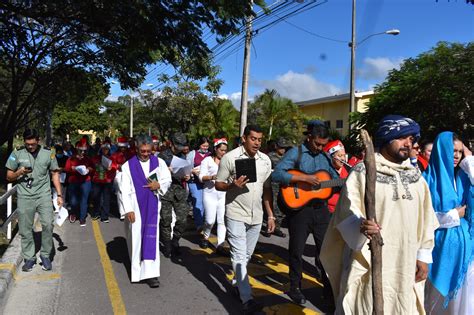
xmin=199 ymin=138 xmax=228 ymax=254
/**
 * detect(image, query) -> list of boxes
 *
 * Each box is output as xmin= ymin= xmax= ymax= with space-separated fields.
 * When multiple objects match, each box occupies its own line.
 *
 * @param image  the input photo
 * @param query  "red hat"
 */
xmin=76 ymin=138 xmax=88 ymax=150
xmin=213 ymin=138 xmax=228 ymax=147
xmin=117 ymin=136 xmax=128 ymax=147
xmin=324 ymin=140 xmax=344 ymax=156
xmin=152 ymin=135 xmax=159 ymax=143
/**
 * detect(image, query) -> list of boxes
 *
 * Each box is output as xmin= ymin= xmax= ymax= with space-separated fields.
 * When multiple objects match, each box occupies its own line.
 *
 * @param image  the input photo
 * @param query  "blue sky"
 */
xmin=109 ymin=0 xmax=473 ymax=106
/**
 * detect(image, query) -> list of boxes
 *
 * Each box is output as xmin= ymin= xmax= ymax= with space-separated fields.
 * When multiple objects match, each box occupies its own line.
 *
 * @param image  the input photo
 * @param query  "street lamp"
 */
xmin=348 ymin=0 xmax=399 ymax=131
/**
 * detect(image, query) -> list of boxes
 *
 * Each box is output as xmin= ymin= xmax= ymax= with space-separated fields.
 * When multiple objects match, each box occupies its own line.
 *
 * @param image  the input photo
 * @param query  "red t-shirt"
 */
xmin=65 ymin=156 xmax=94 ymax=183
xmin=91 ymin=155 xmax=116 ymax=184
xmin=327 ymin=166 xmax=349 ymax=213
xmin=111 ymin=151 xmax=132 ymax=171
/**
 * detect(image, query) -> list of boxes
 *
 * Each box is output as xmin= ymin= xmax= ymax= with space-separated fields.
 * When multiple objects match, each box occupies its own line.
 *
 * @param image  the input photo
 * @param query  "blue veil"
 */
xmin=423 ymin=131 xmax=474 ymax=305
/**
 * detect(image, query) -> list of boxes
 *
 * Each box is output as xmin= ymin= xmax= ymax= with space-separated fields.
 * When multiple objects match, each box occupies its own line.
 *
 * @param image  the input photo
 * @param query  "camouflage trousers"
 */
xmin=160 ymin=183 xmax=189 ymax=243
xmin=262 ymin=182 xmax=285 ymax=228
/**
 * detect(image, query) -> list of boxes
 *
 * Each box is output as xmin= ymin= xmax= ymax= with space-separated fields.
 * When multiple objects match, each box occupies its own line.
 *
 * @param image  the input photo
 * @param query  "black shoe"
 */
xmin=260 ymin=230 xmax=271 ymax=238
xmin=162 ymin=241 xmax=171 ymax=258
xmin=273 ymin=229 xmax=286 ymax=238
xmin=199 ymin=238 xmax=209 ymax=249
xmin=171 ymin=239 xmax=181 ymax=256
xmin=288 ymin=288 xmax=306 ymax=305
xmin=242 ymin=299 xmax=263 ymax=314
xmin=92 ymin=214 xmax=100 ymax=221
xmin=146 ymin=277 xmax=160 ymax=288
xmin=216 ymin=246 xmax=229 ymax=257
xmin=22 ymin=259 xmax=36 ymax=272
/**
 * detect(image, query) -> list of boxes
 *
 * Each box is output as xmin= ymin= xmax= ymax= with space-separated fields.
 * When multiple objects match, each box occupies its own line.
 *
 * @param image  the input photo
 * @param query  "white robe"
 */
xmin=321 ymin=153 xmax=439 ymax=314
xmin=120 ymin=157 xmax=171 ymax=282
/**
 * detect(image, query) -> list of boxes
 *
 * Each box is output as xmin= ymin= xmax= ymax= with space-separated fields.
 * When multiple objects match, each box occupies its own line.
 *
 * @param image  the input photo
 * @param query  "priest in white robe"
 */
xmin=120 ymin=135 xmax=171 ymax=288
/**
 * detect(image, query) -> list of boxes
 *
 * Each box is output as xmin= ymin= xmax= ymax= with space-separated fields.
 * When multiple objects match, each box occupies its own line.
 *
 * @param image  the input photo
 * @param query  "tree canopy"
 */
xmin=352 ymin=42 xmax=473 ymax=142
xmin=0 ymin=0 xmax=262 ymax=147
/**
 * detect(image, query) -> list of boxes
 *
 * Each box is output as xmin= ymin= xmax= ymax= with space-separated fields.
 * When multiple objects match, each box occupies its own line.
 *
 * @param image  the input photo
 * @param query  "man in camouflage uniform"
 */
xmin=5 ymin=129 xmax=62 ymax=272
xmin=158 ymin=132 xmax=191 ymax=258
xmin=263 ymin=137 xmax=293 ymax=238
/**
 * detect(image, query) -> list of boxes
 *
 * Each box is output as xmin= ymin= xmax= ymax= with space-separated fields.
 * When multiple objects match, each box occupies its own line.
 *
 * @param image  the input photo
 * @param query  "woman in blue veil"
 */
xmin=424 ymin=131 xmax=474 ymax=314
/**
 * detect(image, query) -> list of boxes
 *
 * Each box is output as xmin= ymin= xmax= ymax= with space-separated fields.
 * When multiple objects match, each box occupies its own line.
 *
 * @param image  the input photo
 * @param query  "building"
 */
xmin=295 ymin=91 xmax=374 ymax=136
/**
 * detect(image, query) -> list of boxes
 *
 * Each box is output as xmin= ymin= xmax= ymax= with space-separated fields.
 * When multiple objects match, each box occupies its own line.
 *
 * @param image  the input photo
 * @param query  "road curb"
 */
xmin=0 ymin=233 xmax=23 ymax=313
xmin=0 ymin=233 xmax=22 ymax=310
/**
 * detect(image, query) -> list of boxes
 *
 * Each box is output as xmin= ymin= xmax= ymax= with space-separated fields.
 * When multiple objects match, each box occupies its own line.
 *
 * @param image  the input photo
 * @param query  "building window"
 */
xmin=336 ymin=120 xmax=343 ymax=129
xmin=324 ymin=120 xmax=331 ymax=128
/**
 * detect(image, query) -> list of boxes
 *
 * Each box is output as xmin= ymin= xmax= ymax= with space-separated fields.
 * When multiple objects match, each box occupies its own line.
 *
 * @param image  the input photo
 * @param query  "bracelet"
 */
xmin=268 ymin=216 xmax=275 ymax=220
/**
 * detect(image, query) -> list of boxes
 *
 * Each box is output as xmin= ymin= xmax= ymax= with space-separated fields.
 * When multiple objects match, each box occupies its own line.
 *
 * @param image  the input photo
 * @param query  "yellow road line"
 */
xmin=92 ymin=220 xmax=127 ymax=315
xmin=15 ymin=273 xmax=61 ymax=281
xmin=263 ymin=303 xmax=321 ymax=315
xmin=254 ymin=253 xmax=322 ymax=289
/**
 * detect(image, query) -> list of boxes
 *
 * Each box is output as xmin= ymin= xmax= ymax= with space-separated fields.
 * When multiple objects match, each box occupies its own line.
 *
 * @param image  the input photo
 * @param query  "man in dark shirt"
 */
xmin=272 ymin=121 xmax=337 ymax=311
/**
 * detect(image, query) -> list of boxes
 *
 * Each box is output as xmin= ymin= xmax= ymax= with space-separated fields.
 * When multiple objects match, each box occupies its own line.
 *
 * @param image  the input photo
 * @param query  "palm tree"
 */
xmin=254 ymin=89 xmax=293 ymax=140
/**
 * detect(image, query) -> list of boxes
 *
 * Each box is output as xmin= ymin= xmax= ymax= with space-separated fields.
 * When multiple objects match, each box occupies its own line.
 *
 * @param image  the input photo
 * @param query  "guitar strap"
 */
xmin=295 ymin=144 xmax=303 ymax=170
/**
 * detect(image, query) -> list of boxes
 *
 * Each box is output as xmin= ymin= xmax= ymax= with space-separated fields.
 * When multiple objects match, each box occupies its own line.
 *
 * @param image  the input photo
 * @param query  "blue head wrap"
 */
xmin=374 ymin=115 xmax=420 ymax=147
xmin=423 ymin=131 xmax=474 ymax=305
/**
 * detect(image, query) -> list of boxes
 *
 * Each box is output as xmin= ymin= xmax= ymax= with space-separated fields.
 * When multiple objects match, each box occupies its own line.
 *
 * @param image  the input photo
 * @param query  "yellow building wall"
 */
xmin=299 ymin=94 xmax=373 ymax=136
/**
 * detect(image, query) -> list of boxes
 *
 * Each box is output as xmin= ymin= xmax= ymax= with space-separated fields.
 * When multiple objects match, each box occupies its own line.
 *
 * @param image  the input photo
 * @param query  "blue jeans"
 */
xmin=91 ymin=182 xmax=113 ymax=220
xmin=225 ymin=217 xmax=262 ymax=303
xmin=188 ymin=181 xmax=205 ymax=228
xmin=69 ymin=181 xmax=92 ymax=221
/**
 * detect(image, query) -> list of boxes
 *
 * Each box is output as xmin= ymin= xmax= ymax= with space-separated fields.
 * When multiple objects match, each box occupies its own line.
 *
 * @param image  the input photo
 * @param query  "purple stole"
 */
xmin=129 ymin=155 xmax=159 ymax=260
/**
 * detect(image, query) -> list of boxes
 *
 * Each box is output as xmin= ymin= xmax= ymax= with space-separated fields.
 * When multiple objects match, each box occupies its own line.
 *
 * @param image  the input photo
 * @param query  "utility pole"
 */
xmin=348 ymin=0 xmax=356 ymax=132
xmin=130 ymin=91 xmax=134 ymax=137
xmin=239 ymin=0 xmax=253 ymax=137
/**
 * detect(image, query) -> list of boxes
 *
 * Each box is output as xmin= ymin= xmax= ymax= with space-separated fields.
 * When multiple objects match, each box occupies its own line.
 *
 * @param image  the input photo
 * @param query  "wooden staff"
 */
xmin=360 ymin=129 xmax=384 ymax=315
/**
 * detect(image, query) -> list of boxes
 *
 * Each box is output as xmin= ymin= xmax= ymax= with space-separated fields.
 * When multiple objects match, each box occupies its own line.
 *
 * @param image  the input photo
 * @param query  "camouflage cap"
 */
xmin=170 ymin=132 xmax=188 ymax=147
xmin=275 ymin=137 xmax=292 ymax=148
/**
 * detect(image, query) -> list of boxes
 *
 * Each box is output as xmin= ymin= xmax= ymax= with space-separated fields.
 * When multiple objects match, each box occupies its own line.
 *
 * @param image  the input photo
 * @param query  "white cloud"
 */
xmin=252 ymin=71 xmax=342 ymax=102
xmin=105 ymin=95 xmax=118 ymax=102
xmin=359 ymin=57 xmax=404 ymax=80
xmin=219 ymin=92 xmax=242 ymax=109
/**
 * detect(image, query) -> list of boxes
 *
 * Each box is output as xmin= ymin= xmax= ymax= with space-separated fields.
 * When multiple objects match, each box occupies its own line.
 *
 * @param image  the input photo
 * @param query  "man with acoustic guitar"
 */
xmin=272 ymin=120 xmax=339 ymax=311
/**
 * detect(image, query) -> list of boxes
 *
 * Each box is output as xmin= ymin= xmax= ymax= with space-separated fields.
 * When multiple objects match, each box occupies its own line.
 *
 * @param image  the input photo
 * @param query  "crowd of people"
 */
xmin=4 ymin=115 xmax=473 ymax=314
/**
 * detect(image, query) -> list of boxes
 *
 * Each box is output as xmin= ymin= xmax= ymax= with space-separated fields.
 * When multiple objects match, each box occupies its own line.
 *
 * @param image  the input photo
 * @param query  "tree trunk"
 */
xmin=360 ymin=129 xmax=384 ymax=315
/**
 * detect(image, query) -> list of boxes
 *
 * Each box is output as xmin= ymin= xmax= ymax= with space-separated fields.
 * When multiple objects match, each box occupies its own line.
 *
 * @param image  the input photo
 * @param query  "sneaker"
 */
xmin=80 ymin=219 xmax=86 ymax=227
xmin=242 ymin=299 xmax=263 ymax=314
xmin=101 ymin=218 xmax=110 ymax=223
xmin=40 ymin=255 xmax=52 ymax=271
xmin=69 ymin=214 xmax=76 ymax=223
xmin=199 ymin=238 xmax=209 ymax=249
xmin=22 ymin=259 xmax=36 ymax=272
xmin=92 ymin=214 xmax=100 ymax=221
xmin=288 ymin=287 xmax=306 ymax=305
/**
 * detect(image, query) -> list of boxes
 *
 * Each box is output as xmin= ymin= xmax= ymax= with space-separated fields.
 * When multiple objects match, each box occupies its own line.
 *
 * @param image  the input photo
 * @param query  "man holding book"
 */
xmin=215 ymin=125 xmax=275 ymax=314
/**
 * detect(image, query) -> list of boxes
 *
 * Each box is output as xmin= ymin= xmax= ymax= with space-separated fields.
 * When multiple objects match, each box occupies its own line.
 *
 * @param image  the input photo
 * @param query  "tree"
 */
xmin=249 ymin=89 xmax=307 ymax=143
xmin=190 ymin=97 xmax=240 ymax=143
xmin=352 ymin=42 xmax=474 ymax=142
xmin=0 ymin=0 xmax=264 ymax=147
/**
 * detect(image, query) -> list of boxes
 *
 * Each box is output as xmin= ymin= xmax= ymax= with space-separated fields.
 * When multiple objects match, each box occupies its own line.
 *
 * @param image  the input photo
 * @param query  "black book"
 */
xmin=235 ymin=158 xmax=257 ymax=183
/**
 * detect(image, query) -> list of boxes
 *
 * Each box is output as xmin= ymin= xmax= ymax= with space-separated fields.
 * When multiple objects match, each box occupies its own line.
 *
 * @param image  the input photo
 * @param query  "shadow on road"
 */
xmin=106 ymin=236 xmax=131 ymax=280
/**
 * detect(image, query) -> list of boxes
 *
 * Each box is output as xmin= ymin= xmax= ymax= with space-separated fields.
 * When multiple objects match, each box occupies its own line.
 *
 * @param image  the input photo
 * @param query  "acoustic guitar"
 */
xmin=279 ymin=169 xmax=345 ymax=210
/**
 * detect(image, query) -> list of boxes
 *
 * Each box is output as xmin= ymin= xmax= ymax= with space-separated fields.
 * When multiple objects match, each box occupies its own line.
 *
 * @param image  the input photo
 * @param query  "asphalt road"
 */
xmin=3 ymin=210 xmax=329 ymax=315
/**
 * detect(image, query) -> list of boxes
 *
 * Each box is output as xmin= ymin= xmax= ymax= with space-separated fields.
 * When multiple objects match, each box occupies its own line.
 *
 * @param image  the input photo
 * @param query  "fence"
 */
xmin=0 ymin=184 xmax=18 ymax=240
